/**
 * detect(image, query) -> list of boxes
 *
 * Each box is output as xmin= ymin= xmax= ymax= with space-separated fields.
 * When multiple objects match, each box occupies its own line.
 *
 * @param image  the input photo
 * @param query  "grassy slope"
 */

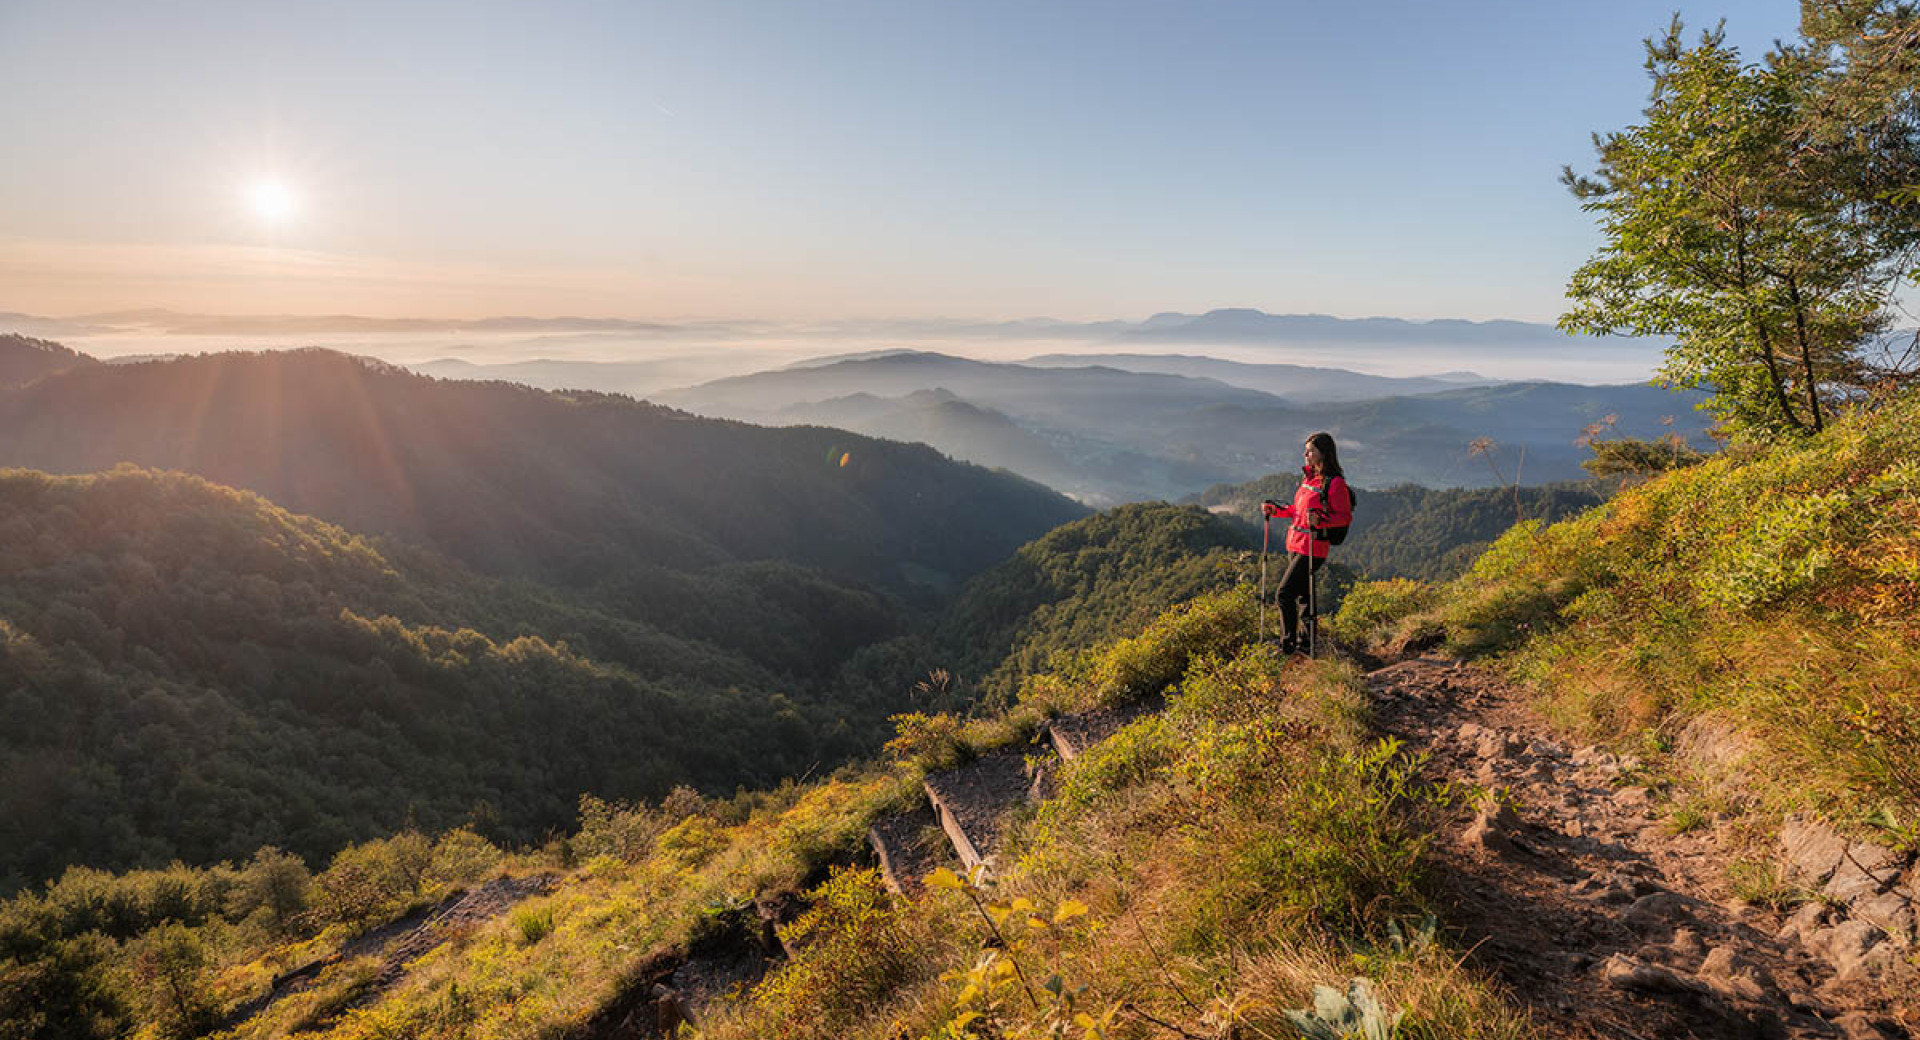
xmin=2 ymin=591 xmax=1533 ymax=1040
xmin=1332 ymin=394 xmax=1920 ymax=833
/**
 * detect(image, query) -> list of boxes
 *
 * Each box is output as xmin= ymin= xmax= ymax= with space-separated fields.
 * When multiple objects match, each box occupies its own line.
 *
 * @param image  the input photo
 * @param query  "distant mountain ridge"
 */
xmin=1019 ymin=351 xmax=1495 ymax=400
xmin=1126 ymin=308 xmax=1577 ymax=346
xmin=2 ymin=305 xmax=1616 ymax=348
xmin=663 ymin=350 xmax=1714 ymax=501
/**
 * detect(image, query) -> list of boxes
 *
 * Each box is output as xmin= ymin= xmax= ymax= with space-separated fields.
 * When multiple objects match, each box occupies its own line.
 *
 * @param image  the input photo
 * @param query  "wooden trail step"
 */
xmin=922 ymin=748 xmax=1041 ymax=877
xmin=907 ymin=700 xmax=1163 ymax=885
xmin=1046 ymin=698 xmax=1159 ymax=762
xmin=867 ymin=803 xmax=948 ymax=895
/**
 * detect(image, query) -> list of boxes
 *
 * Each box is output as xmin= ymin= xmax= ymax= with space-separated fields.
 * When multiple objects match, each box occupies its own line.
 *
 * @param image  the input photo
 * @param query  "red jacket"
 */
xmin=1265 ymin=468 xmax=1352 ymax=558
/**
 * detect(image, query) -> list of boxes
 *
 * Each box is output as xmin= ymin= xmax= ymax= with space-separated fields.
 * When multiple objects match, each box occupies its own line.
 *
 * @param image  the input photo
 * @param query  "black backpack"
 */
xmin=1319 ymin=477 xmax=1357 ymax=546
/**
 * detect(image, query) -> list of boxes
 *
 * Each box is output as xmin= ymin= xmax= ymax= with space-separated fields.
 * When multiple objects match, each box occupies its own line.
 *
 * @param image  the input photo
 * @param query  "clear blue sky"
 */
xmin=0 ymin=0 xmax=1803 ymax=322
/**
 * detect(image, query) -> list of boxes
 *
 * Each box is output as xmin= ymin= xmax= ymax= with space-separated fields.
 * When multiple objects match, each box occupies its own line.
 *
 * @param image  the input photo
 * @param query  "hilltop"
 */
xmin=0 ymin=333 xmax=96 ymax=387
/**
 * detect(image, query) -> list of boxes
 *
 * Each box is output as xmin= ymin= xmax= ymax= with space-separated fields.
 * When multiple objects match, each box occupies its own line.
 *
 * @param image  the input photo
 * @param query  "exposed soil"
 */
xmin=1048 ymin=697 xmax=1161 ymax=762
xmin=869 ymin=802 xmax=955 ymax=894
xmin=1367 ymin=657 xmax=1916 ymax=1040
xmin=924 ymin=748 xmax=1037 ymax=870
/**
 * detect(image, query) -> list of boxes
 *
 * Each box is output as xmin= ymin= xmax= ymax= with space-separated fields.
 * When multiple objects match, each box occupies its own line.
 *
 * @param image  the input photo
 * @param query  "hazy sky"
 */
xmin=1 ymin=0 xmax=1802 ymax=323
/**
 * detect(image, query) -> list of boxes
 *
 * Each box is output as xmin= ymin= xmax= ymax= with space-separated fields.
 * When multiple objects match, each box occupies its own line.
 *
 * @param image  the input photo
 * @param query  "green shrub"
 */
xmin=228 ymin=846 xmax=312 ymax=935
xmin=426 ymin=828 xmax=502 ymax=889
xmin=1082 ymin=587 xmax=1257 ymax=708
xmin=747 ymin=868 xmax=919 ymax=1040
xmin=313 ymin=831 xmax=433 ymax=928
xmin=1184 ymin=739 xmax=1443 ymax=943
xmin=1043 ymin=714 xmax=1179 ymax=816
xmin=125 ymin=923 xmax=218 ymax=1040
xmin=511 ymin=904 xmax=554 ymax=945
xmin=1325 ymin=578 xmax=1441 ymax=650
xmin=883 ymin=711 xmax=970 ymax=772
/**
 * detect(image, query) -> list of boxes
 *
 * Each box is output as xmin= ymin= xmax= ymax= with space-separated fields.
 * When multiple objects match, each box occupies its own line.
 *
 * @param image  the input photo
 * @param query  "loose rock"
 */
xmin=1823 ymin=841 xmax=1905 ymax=902
xmin=1850 ymin=891 xmax=1916 ymax=946
xmin=1464 ymin=794 xmax=1522 ymax=857
xmin=1780 ymin=817 xmax=1852 ymax=887
xmin=1601 ymin=952 xmax=1707 ymax=995
xmin=1822 ymin=920 xmax=1889 ymax=981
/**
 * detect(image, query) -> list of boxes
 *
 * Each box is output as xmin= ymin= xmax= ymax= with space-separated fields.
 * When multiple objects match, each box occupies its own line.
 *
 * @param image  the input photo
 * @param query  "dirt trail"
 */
xmin=1367 ymin=658 xmax=1916 ymax=1040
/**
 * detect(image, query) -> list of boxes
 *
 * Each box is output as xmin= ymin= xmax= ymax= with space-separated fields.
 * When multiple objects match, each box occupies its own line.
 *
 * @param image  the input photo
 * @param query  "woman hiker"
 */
xmin=1261 ymin=431 xmax=1353 ymax=654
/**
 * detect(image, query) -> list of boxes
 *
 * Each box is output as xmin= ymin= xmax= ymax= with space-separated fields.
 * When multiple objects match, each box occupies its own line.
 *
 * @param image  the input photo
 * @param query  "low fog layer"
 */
xmin=16 ymin=307 xmax=1671 ymax=396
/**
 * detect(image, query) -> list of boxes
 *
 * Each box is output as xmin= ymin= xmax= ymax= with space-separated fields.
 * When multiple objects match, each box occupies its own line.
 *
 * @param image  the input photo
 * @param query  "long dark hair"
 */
xmin=1306 ymin=431 xmax=1344 ymax=480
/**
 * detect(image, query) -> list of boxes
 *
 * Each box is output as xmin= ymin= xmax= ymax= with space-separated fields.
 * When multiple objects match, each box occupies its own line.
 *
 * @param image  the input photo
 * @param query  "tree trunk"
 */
xmin=1734 ymin=234 xmax=1805 ymax=432
xmin=1783 ymin=272 xmax=1826 ymax=432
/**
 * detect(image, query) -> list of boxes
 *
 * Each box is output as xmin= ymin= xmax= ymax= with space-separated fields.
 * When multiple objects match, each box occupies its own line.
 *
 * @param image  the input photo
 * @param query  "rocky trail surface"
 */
xmin=1369 ymin=658 xmax=1918 ymax=1040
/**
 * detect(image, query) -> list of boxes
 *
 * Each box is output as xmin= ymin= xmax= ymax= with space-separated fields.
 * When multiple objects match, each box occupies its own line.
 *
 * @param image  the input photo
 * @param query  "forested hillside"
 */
xmin=0 ymin=468 xmax=909 ymax=891
xmin=0 ymin=334 xmax=94 ymax=387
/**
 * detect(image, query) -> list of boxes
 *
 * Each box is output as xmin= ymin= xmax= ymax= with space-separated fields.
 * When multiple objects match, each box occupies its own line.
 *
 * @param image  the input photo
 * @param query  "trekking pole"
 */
xmin=1305 ymin=520 xmax=1317 ymax=658
xmin=1258 ymin=512 xmax=1271 ymax=641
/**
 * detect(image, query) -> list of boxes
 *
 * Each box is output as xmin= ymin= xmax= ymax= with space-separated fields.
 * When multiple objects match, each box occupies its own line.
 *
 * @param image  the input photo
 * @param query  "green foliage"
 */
xmin=1580 ymin=434 xmax=1707 ymax=481
xmin=313 ymin=832 xmax=432 ymax=929
xmin=1183 ymin=738 xmax=1442 ymax=941
xmin=884 ymin=712 xmax=972 ymax=773
xmin=747 ymin=868 xmax=919 ymax=1040
xmin=1073 ymin=586 xmax=1258 ymax=710
xmin=425 ymin=829 xmax=501 ymax=891
xmin=931 ymin=503 xmax=1246 ymax=703
xmin=1042 ymin=716 xmax=1179 ymax=817
xmin=1326 ymin=579 xmax=1442 ymax=651
xmin=510 ymin=905 xmax=553 ymax=945
xmin=923 ymin=866 xmax=1111 ymax=1040
xmin=0 ymin=930 xmax=122 ymax=1040
xmin=1562 ymin=16 xmax=1919 ymax=439
xmin=0 ymin=467 xmax=932 ymax=890
xmin=227 ymin=847 xmax=312 ymax=936
xmin=124 ymin=923 xmax=217 ymax=1040
xmin=571 ymin=793 xmax=682 ymax=863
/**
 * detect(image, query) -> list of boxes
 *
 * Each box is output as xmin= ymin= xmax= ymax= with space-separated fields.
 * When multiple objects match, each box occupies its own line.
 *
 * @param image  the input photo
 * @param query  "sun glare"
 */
xmin=247 ymin=179 xmax=297 ymax=224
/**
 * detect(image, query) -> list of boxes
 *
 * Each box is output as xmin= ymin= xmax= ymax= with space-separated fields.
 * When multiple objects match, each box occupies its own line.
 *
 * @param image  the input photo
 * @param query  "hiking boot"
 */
xmin=1277 ymin=636 xmax=1298 ymax=655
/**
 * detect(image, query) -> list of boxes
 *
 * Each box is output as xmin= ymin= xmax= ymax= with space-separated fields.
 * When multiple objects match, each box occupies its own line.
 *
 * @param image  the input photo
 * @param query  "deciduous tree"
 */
xmin=1562 ymin=16 xmax=1919 ymax=437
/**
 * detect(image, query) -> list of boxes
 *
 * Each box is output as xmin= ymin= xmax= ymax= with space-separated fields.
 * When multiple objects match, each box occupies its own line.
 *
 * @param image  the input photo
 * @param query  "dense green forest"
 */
xmin=1191 ymin=476 xmax=1608 ymax=581
xmin=0 ymin=467 xmax=913 ymax=892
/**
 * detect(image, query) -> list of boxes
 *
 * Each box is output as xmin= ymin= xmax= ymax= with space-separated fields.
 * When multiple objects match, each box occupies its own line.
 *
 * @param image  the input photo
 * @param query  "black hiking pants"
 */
xmin=1272 ymin=551 xmax=1325 ymax=644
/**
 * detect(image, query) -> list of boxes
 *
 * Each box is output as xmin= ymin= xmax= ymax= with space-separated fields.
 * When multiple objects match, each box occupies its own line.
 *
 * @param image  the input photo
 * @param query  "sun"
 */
xmin=247 ymin=179 xmax=298 ymax=224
